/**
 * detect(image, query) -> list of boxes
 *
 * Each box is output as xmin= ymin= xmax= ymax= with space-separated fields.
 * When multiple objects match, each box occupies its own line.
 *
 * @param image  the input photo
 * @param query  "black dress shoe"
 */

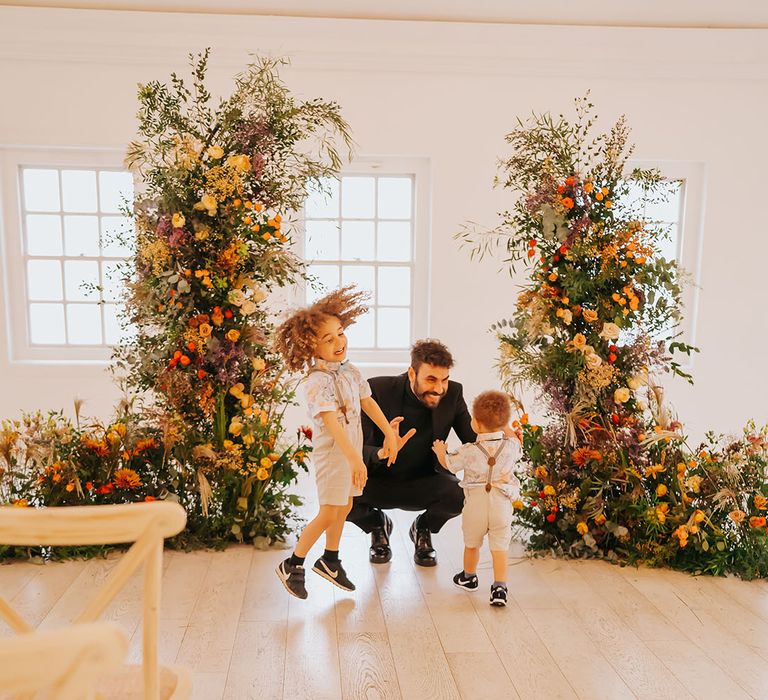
xmin=409 ymin=516 xmax=437 ymax=567
xmin=369 ymin=513 xmax=393 ymax=564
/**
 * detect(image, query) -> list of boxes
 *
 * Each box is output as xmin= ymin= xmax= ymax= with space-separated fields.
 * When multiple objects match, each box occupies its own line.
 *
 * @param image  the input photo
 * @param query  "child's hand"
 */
xmin=432 ymin=439 xmax=447 ymax=459
xmin=381 ymin=431 xmax=399 ymax=467
xmin=350 ymin=456 xmax=368 ymax=490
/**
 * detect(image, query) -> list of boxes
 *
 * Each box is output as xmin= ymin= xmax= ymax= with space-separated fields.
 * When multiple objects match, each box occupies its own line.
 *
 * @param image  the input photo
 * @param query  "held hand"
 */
xmin=351 ymin=456 xmax=368 ymax=491
xmin=431 ymin=439 xmax=447 ymax=459
xmin=377 ymin=416 xmax=416 ymax=465
xmin=381 ymin=431 xmax=399 ymax=467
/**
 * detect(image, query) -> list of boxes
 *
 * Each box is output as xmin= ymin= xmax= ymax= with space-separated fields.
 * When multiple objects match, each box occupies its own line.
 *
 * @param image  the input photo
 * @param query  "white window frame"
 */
xmin=299 ymin=156 xmax=430 ymax=366
xmin=0 ymin=147 xmax=129 ymax=365
xmin=628 ymin=160 xmax=705 ymax=366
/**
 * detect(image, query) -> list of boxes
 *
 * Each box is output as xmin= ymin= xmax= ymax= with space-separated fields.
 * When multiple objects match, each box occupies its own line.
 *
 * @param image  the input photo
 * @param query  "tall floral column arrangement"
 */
xmin=116 ymin=51 xmax=353 ymax=546
xmin=460 ymin=97 xmax=768 ymax=578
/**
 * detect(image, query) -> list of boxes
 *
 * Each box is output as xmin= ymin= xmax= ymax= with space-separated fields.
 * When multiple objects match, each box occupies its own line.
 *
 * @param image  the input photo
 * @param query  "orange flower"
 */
xmin=199 ymin=323 xmax=212 ymax=338
xmin=572 ymin=447 xmax=602 ymax=467
xmin=114 ymin=468 xmax=142 ymax=489
xmin=728 ymin=510 xmax=746 ymax=524
xmin=584 ymin=181 xmax=594 ymax=193
xmin=226 ymin=329 xmax=241 ymax=343
xmin=65 ymin=483 xmax=75 ymax=492
xmin=594 ymin=513 xmax=606 ymax=525
xmin=645 ymin=463 xmax=666 ymax=479
xmin=576 ymin=522 xmax=588 ymax=536
xmin=656 ymin=484 xmax=668 ymax=497
xmin=749 ymin=516 xmax=767 ymax=529
xmin=12 ymin=499 xmax=29 ymax=507
xmin=655 ymin=503 xmax=669 ymax=523
xmin=561 ymin=197 xmax=575 ymax=209
xmin=144 ymin=495 xmax=156 ymax=502
xmin=583 ymin=309 xmax=598 ymax=323
xmin=754 ymin=494 xmax=768 ymax=510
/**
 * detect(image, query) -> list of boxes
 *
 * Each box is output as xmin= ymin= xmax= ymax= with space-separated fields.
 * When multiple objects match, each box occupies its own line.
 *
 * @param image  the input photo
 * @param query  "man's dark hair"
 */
xmin=410 ymin=339 xmax=454 ymax=373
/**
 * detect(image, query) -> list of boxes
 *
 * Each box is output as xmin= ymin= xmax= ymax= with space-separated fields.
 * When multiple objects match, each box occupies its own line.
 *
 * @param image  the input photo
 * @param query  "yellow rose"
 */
xmin=512 ymin=499 xmax=525 ymax=510
xmin=613 ymin=387 xmax=630 ymax=404
xmin=226 ymin=329 xmax=241 ymax=343
xmin=534 ymin=466 xmax=548 ymax=479
xmin=692 ymin=509 xmax=705 ymax=523
xmin=226 ymin=154 xmax=251 ymax=172
xmin=242 ymin=434 xmax=255 ymax=447
xmin=256 ymin=467 xmax=269 ymax=480
xmin=252 ymin=357 xmax=266 ymax=372
xmin=576 ymin=522 xmax=589 ymax=536
xmin=199 ymin=323 xmax=212 ymax=338
xmin=228 ymin=419 xmax=243 ymax=436
xmin=583 ymin=309 xmax=598 ymax=323
xmin=685 ymin=475 xmax=703 ymax=493
xmin=543 ymin=484 xmax=556 ymax=496
xmin=572 ymin=333 xmax=586 ymax=349
xmin=656 ymin=484 xmax=668 ymax=497
xmin=172 ymin=212 xmax=186 ymax=228
xmin=206 ymin=145 xmax=224 ymax=159
xmin=260 ymin=457 xmax=272 ymax=469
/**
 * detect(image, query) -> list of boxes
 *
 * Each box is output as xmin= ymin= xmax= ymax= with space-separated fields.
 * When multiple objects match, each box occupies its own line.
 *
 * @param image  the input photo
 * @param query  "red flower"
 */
xmin=224 ymin=309 xmax=233 ymax=319
xmin=546 ymin=514 xmax=557 ymax=522
xmin=144 ymin=495 xmax=157 ymax=502
xmin=611 ymin=414 xmax=620 ymax=425
xmin=530 ymin=500 xmax=538 ymax=507
xmin=608 ymin=353 xmax=617 ymax=363
xmin=95 ymin=483 xmax=114 ymax=495
xmin=300 ymin=425 xmax=313 ymax=440
xmin=539 ymin=490 xmax=547 ymax=498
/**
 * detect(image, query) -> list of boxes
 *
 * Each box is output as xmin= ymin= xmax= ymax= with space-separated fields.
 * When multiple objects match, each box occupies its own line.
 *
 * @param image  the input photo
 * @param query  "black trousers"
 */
xmin=347 ymin=470 xmax=464 ymax=534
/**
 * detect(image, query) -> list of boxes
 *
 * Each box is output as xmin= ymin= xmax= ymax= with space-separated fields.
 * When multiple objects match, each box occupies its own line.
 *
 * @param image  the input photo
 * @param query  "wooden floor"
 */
xmin=3 ymin=508 xmax=768 ymax=699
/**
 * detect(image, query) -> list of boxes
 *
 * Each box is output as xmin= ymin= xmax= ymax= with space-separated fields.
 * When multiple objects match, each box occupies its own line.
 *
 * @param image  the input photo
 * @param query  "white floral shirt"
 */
xmin=301 ymin=359 xmax=371 ymax=427
xmin=445 ymin=431 xmax=521 ymax=497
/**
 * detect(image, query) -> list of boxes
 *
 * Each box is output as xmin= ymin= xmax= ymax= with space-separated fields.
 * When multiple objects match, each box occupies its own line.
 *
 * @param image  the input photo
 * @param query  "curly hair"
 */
xmin=274 ymin=285 xmax=369 ymax=372
xmin=472 ymin=390 xmax=512 ymax=431
xmin=410 ymin=339 xmax=454 ymax=372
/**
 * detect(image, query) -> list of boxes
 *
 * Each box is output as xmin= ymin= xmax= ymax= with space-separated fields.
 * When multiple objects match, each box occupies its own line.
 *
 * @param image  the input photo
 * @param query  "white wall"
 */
xmin=0 ymin=7 xmax=766 ymax=442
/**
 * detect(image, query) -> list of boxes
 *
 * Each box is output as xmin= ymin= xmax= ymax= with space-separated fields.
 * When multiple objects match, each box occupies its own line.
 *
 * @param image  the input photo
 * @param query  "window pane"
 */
xmin=26 ymin=214 xmax=62 ymax=256
xmin=27 ymin=260 xmax=63 ymax=301
xmin=377 ymin=307 xmax=410 ymax=348
xmin=101 ymin=261 xmax=125 ymax=302
xmin=99 ymin=171 xmax=134 ymax=214
xmin=341 ymin=265 xmax=375 ymax=304
xmin=61 ymin=170 xmax=98 ymax=213
xmin=377 ymin=221 xmax=411 ymax=262
xmin=103 ymin=303 xmax=133 ymax=345
xmin=29 ymin=303 xmax=66 ymax=344
xmin=307 ymin=264 xmax=339 ymax=302
xmin=341 ymin=220 xmax=375 ymax=261
xmin=64 ymin=260 xmax=99 ymax=301
xmin=378 ymin=177 xmax=412 ymax=219
xmin=305 ymin=177 xmax=339 ymax=218
xmin=23 ymin=169 xmax=60 ymax=212
xmin=657 ymin=223 xmax=679 ymax=263
xmin=378 ymin=266 xmax=411 ymax=306
xmin=341 ymin=177 xmax=375 ymax=218
xmin=66 ymin=304 xmax=102 ymax=344
xmin=64 ymin=215 xmax=100 ymax=257
xmin=101 ymin=217 xmax=134 ymax=257
xmin=305 ymin=220 xmax=339 ymax=260
xmin=645 ymin=188 xmax=682 ymax=223
xmin=345 ymin=308 xmax=375 ymax=348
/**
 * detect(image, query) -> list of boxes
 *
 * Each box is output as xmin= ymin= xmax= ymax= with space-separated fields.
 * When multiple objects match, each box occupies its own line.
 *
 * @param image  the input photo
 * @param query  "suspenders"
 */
xmin=473 ymin=439 xmax=507 ymax=492
xmin=306 ymin=367 xmax=350 ymax=424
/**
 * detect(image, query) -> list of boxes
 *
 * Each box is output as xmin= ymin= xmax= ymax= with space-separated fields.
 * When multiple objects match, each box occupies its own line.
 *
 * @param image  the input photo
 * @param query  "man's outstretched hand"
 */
xmin=377 ymin=416 xmax=416 ymax=464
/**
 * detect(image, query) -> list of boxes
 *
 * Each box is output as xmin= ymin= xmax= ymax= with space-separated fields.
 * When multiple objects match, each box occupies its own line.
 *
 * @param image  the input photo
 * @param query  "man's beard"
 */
xmin=412 ymin=382 xmax=445 ymax=408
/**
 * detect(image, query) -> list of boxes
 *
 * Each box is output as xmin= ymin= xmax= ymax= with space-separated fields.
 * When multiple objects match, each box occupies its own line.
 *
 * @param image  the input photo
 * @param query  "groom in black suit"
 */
xmin=347 ymin=339 xmax=476 ymax=566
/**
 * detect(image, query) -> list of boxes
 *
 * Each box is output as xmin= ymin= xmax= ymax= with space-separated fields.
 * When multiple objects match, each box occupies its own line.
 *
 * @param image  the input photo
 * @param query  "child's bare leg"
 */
xmin=491 ymin=549 xmax=508 ymax=583
xmin=324 ymin=498 xmax=353 ymax=551
xmin=294 ymin=505 xmax=339 ymax=557
xmin=463 ymin=546 xmax=480 ymax=574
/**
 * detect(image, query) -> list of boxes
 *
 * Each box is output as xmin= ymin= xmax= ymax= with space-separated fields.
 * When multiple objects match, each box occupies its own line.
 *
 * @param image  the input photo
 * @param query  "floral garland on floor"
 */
xmin=0 ymin=51 xmax=350 ymax=551
xmin=459 ymin=96 xmax=768 ymax=579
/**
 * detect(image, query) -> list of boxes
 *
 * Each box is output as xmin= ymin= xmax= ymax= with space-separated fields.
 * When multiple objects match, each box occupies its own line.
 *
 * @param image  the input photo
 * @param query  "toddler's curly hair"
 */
xmin=274 ymin=285 xmax=369 ymax=372
xmin=472 ymin=390 xmax=512 ymax=432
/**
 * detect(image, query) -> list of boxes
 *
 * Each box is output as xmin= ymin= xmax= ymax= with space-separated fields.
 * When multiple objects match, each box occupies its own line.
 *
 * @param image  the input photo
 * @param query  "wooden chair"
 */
xmin=0 ymin=621 xmax=128 ymax=699
xmin=0 ymin=501 xmax=192 ymax=699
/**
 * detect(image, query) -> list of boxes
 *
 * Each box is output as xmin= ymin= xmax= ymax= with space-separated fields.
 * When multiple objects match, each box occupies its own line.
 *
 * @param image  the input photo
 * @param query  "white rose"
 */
xmin=599 ymin=322 xmax=621 ymax=341
xmin=228 ymin=290 xmax=246 ymax=307
xmin=627 ymin=372 xmax=648 ymax=390
xmin=586 ymin=353 xmax=603 ymax=370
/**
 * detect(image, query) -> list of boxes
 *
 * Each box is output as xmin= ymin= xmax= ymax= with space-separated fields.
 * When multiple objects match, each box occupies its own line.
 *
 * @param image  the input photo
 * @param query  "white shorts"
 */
xmin=461 ymin=488 xmax=513 ymax=551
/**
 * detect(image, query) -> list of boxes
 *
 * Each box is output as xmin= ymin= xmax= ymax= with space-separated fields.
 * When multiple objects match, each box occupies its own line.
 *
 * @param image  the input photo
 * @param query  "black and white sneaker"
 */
xmin=490 ymin=584 xmax=508 ymax=607
xmin=312 ymin=557 xmax=356 ymax=592
xmin=453 ymin=570 xmax=479 ymax=591
xmin=276 ymin=558 xmax=308 ymax=599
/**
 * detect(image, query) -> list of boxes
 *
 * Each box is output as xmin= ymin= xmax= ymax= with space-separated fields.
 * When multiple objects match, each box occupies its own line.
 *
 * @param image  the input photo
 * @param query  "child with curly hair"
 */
xmin=432 ymin=390 xmax=521 ymax=606
xmin=274 ymin=286 xmax=400 ymax=599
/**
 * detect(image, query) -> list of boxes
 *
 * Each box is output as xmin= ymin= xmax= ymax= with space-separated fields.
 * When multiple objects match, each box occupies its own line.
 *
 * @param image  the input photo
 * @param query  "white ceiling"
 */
xmin=1 ymin=0 xmax=767 ymax=28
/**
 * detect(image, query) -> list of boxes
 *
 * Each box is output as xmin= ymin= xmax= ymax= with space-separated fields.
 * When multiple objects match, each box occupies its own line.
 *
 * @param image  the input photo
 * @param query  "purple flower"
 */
xmin=156 ymin=216 xmax=171 ymax=236
xmin=168 ymin=227 xmax=186 ymax=247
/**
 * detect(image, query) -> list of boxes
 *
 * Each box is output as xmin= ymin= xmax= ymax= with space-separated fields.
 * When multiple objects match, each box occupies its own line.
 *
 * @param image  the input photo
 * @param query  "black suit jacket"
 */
xmin=362 ymin=373 xmax=476 ymax=476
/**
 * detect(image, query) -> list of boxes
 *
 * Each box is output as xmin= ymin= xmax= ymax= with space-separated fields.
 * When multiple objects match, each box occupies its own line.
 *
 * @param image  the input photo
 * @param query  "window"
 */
xmin=302 ymin=158 xmax=429 ymax=364
xmin=1 ymin=149 xmax=134 ymax=363
xmin=623 ymin=161 xmax=705 ymax=356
